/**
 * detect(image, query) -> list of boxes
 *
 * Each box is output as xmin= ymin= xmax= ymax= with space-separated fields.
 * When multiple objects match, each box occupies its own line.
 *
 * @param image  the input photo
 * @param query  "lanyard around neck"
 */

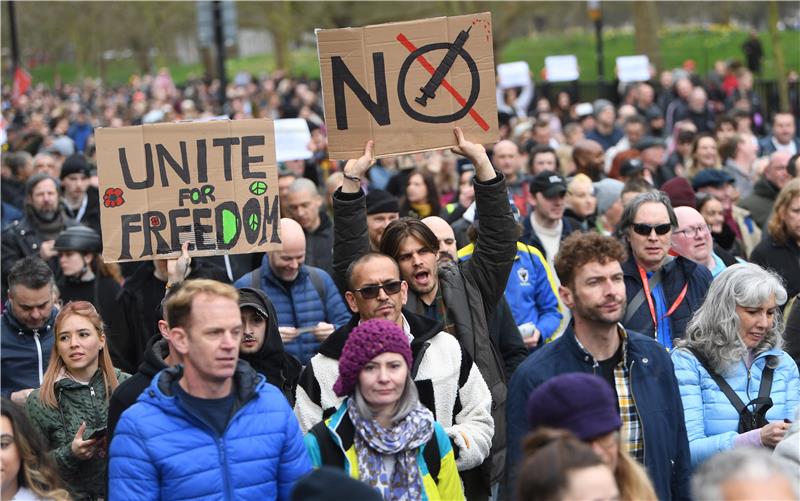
xmin=637 ymin=264 xmax=688 ymax=334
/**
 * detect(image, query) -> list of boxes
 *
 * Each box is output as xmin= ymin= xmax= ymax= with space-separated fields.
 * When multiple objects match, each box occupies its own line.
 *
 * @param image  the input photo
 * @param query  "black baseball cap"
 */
xmin=529 ymin=170 xmax=567 ymax=197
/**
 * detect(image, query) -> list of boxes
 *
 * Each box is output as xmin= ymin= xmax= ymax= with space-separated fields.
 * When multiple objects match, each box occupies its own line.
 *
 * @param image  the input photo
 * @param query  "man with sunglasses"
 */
xmin=330 ymin=128 xmax=517 ymax=497
xmin=618 ymin=192 xmax=712 ymax=349
xmin=294 ymin=252 xmax=494 ymax=475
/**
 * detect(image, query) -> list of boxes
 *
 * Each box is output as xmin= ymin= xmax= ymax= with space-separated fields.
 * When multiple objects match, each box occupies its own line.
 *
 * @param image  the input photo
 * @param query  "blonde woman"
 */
xmin=26 ymin=301 xmax=129 ymax=501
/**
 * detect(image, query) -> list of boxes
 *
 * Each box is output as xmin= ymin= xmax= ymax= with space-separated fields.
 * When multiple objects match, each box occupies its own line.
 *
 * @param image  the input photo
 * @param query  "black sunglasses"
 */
xmin=632 ymin=223 xmax=672 ymax=236
xmin=354 ymin=280 xmax=403 ymax=299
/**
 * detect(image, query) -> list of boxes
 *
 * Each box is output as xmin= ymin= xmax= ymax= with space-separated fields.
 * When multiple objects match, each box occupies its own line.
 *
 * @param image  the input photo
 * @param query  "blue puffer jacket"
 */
xmin=234 ymin=260 xmax=351 ymax=365
xmin=506 ymin=325 xmax=691 ymax=501
xmin=108 ymin=362 xmax=312 ymax=501
xmin=672 ymin=346 xmax=800 ymax=467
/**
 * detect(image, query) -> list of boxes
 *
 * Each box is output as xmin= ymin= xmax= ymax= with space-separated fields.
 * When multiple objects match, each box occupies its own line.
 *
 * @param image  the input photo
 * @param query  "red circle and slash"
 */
xmin=396 ymin=33 xmax=490 ymax=131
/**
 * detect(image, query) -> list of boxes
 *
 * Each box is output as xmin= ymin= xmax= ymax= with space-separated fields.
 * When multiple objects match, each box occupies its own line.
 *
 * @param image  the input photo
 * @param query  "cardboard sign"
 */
xmin=95 ymin=119 xmax=281 ymax=263
xmin=616 ymin=55 xmax=651 ymax=83
xmin=545 ymin=55 xmax=579 ymax=82
xmin=317 ymin=13 xmax=498 ymax=160
xmin=274 ymin=118 xmax=313 ymax=162
xmin=497 ymin=61 xmax=531 ymax=89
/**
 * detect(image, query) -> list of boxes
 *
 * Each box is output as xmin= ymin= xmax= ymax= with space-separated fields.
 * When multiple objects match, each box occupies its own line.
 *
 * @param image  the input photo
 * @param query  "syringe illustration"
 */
xmin=415 ymin=25 xmax=472 ymax=107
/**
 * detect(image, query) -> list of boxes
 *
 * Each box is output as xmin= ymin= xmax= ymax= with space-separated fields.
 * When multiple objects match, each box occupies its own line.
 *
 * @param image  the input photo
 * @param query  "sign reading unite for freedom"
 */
xmin=95 ymin=119 xmax=281 ymax=263
xmin=317 ymin=12 xmax=499 ymax=160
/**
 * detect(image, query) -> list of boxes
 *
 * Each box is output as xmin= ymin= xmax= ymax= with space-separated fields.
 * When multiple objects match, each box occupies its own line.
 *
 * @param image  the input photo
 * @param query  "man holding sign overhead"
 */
xmin=330 ymin=128 xmax=516 ymax=497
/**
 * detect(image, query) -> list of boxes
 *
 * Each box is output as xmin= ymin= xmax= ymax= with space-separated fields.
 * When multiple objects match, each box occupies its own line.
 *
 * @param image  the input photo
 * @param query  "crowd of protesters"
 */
xmin=1 ymin=46 xmax=799 ymax=501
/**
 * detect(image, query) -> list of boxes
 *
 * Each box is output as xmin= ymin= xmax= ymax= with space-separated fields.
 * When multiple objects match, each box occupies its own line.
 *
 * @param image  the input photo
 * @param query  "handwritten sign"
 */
xmin=317 ymin=13 xmax=498 ymax=160
xmin=95 ymin=119 xmax=281 ymax=262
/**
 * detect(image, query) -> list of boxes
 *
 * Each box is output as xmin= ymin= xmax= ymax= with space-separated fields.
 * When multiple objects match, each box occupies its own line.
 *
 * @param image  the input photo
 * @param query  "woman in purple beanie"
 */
xmin=303 ymin=319 xmax=463 ymax=500
xmin=526 ymin=372 xmax=656 ymax=501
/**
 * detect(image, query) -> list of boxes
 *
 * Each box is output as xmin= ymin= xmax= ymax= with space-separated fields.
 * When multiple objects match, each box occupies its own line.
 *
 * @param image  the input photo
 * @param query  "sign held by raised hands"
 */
xmin=317 ymin=13 xmax=498 ymax=160
xmin=95 ymin=119 xmax=282 ymax=263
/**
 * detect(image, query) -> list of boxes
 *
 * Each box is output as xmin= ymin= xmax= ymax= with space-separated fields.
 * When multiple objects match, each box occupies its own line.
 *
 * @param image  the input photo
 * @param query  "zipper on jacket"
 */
xmin=33 ymin=331 xmax=43 ymax=384
xmin=219 ymin=437 xmax=234 ymax=501
xmin=629 ymin=360 xmax=647 ymax=466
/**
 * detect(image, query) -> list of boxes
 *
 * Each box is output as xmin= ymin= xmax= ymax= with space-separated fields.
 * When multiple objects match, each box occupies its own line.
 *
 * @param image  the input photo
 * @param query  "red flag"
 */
xmin=12 ymin=67 xmax=32 ymax=101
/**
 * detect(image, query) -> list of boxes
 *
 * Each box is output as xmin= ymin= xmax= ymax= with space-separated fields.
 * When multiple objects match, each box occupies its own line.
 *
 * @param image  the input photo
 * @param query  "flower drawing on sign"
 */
xmin=103 ymin=187 xmax=125 ymax=207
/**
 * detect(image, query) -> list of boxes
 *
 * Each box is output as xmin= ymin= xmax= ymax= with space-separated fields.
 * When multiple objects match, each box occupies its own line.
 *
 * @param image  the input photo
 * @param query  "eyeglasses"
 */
xmin=354 ymin=280 xmax=402 ymax=299
xmin=673 ymin=224 xmax=710 ymax=238
xmin=631 ymin=223 xmax=672 ymax=236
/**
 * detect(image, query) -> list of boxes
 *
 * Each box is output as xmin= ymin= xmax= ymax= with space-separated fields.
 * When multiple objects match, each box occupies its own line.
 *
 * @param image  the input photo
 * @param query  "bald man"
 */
xmin=671 ymin=206 xmax=737 ymax=278
xmin=573 ymin=139 xmax=606 ymax=181
xmin=234 ymin=218 xmax=350 ymax=364
xmin=421 ymin=216 xmax=458 ymax=263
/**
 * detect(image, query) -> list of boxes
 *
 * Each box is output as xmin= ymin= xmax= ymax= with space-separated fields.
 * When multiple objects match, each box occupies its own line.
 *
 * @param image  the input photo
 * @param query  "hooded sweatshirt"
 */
xmin=237 ymin=287 xmax=302 ymax=406
xmin=1 ymin=303 xmax=58 ymax=397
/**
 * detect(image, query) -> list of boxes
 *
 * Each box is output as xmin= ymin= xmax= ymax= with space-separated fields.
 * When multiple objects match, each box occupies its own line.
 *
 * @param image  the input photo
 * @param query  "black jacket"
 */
xmin=750 ymin=234 xmax=800 ymax=301
xmin=237 ymin=287 xmax=302 ymax=406
xmin=115 ymin=259 xmax=230 ymax=373
xmin=1 ymin=210 xmax=76 ymax=301
xmin=738 ymin=176 xmax=780 ymax=230
xmin=520 ymin=212 xmax=582 ymax=262
xmin=304 ymin=210 xmax=334 ymax=276
xmin=62 ymin=186 xmax=101 ymax=236
xmin=107 ymin=335 xmax=170 ymax=439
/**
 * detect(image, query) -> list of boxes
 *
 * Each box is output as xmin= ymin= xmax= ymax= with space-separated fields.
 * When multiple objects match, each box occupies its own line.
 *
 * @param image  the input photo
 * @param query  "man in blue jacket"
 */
xmin=1 ymin=256 xmax=57 ymax=403
xmin=108 ymin=279 xmax=311 ymax=501
xmin=506 ymin=232 xmax=691 ymax=501
xmin=234 ymin=218 xmax=351 ymax=365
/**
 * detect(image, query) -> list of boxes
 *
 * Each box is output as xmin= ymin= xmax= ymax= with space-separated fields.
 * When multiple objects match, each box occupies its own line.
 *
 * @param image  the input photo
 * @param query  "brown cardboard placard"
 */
xmin=95 ymin=118 xmax=281 ymax=263
xmin=317 ymin=12 xmax=498 ymax=160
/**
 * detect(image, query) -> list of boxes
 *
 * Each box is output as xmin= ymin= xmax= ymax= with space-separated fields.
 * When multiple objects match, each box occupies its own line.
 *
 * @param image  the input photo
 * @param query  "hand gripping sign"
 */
xmin=317 ymin=13 xmax=498 ymax=160
xmin=95 ymin=119 xmax=282 ymax=263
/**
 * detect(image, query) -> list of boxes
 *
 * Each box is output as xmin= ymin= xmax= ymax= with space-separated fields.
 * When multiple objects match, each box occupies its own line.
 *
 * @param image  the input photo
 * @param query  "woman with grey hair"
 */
xmin=671 ymin=263 xmax=800 ymax=467
xmin=303 ymin=319 xmax=463 ymax=500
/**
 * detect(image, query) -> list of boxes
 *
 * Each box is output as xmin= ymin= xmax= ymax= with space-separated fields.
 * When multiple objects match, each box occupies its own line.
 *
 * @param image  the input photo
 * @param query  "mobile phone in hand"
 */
xmin=86 ymin=427 xmax=107 ymax=440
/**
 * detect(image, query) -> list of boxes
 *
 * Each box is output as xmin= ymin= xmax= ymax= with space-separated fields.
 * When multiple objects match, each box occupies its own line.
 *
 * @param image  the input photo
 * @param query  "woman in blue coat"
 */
xmin=672 ymin=263 xmax=800 ymax=467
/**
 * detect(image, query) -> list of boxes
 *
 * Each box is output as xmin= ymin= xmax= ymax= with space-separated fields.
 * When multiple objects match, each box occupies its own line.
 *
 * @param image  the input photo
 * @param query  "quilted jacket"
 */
xmin=672 ymin=346 xmax=800 ymax=467
xmin=26 ymin=368 xmax=130 ymax=501
xmin=108 ymin=361 xmax=311 ymax=501
xmin=234 ymin=261 xmax=350 ymax=365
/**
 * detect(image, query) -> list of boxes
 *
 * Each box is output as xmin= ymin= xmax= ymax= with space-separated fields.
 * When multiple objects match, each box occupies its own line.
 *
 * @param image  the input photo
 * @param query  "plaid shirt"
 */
xmin=575 ymin=326 xmax=645 ymax=463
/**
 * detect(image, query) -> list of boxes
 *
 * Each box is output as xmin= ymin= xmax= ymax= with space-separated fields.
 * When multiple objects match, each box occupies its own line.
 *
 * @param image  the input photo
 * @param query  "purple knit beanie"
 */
xmin=526 ymin=373 xmax=622 ymax=441
xmin=333 ymin=319 xmax=413 ymax=397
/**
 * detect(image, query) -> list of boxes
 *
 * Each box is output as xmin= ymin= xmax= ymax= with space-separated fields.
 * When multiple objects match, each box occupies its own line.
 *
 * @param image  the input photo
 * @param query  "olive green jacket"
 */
xmin=26 ymin=368 xmax=129 ymax=501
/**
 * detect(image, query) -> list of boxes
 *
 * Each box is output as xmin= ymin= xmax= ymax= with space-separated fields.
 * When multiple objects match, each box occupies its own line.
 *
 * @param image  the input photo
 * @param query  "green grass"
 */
xmin=501 ymin=27 xmax=800 ymax=81
xmin=28 ymin=50 xmax=321 ymax=87
xmin=27 ymin=27 xmax=800 ymax=87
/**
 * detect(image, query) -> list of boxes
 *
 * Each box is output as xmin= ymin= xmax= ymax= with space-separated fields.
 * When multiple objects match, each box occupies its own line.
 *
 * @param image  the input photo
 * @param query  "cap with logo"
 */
xmin=529 ymin=170 xmax=567 ymax=197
